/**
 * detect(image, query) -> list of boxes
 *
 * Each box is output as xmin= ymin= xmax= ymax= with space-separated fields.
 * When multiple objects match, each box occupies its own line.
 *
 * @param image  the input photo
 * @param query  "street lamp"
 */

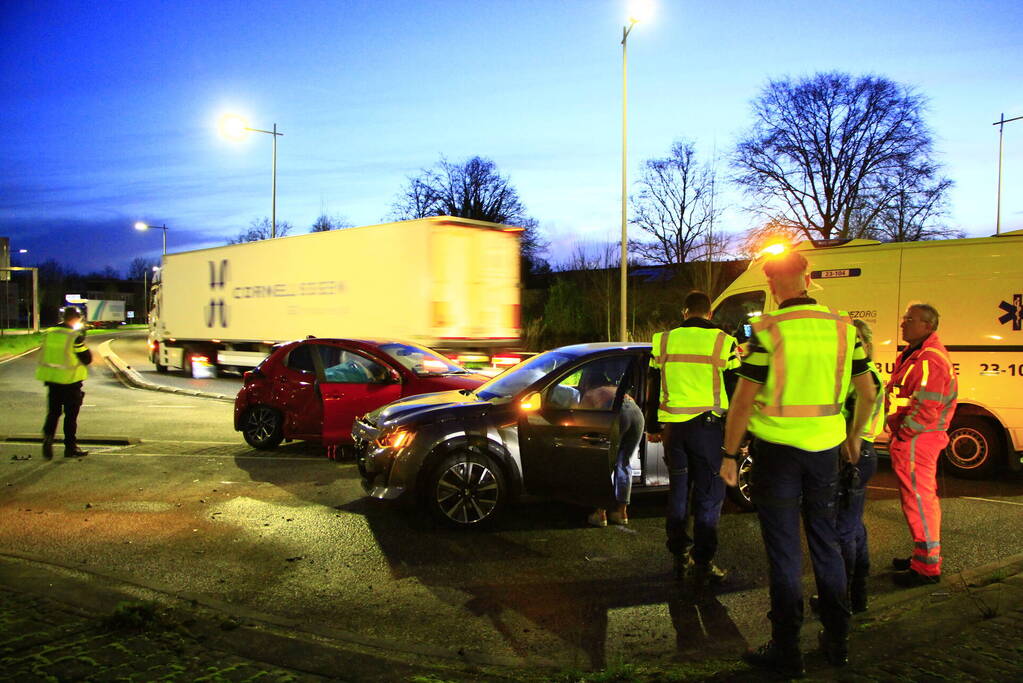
xmin=219 ymin=113 xmax=284 ymax=238
xmin=993 ymin=113 xmax=1022 ymax=235
xmin=134 ymin=221 xmax=168 ymax=255
xmin=620 ymin=0 xmax=651 ymax=342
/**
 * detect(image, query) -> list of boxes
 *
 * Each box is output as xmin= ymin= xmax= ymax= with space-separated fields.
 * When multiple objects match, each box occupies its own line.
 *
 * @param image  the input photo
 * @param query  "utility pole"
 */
xmin=993 ymin=113 xmax=1022 ymax=235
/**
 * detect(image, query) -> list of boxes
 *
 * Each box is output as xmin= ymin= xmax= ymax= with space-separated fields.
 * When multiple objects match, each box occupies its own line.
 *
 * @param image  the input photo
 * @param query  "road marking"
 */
xmin=136 ymin=405 xmax=198 ymax=409
xmin=961 ymin=496 xmax=1023 ymax=507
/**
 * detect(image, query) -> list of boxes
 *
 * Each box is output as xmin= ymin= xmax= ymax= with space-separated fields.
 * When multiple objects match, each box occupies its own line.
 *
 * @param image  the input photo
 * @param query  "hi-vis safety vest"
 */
xmin=747 ymin=305 xmax=857 ymax=451
xmin=35 ymin=327 xmax=88 ymax=384
xmin=886 ymin=333 xmax=957 ymax=438
xmin=650 ymin=326 xmax=739 ymax=423
xmin=843 ymin=362 xmax=885 ymax=442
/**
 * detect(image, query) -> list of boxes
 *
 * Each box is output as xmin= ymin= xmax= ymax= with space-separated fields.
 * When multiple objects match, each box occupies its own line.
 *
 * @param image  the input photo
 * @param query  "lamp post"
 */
xmin=134 ymin=221 xmax=168 ymax=255
xmin=219 ymin=115 xmax=284 ymax=238
xmin=619 ymin=1 xmax=650 ymax=342
xmin=993 ymin=113 xmax=1022 ymax=235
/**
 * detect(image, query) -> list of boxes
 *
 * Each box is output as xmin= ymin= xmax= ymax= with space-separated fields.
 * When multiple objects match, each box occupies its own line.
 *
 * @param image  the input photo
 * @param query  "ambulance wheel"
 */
xmin=726 ymin=444 xmax=756 ymax=512
xmin=943 ymin=416 xmax=1003 ymax=479
xmin=241 ymin=406 xmax=284 ymax=450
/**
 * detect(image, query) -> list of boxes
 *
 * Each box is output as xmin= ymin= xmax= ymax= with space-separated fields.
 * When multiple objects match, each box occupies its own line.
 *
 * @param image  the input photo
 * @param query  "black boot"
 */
xmin=64 ymin=447 xmax=89 ymax=458
xmin=42 ymin=436 xmax=54 ymax=460
xmin=693 ymin=561 xmax=728 ymax=585
xmin=673 ymin=552 xmax=694 ymax=580
xmin=743 ymin=641 xmax=805 ymax=678
xmin=818 ymin=630 xmax=848 ymax=666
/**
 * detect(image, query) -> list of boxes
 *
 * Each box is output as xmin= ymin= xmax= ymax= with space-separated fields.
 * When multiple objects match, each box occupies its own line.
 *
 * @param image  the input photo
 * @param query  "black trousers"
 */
xmin=43 ymin=381 xmax=84 ymax=450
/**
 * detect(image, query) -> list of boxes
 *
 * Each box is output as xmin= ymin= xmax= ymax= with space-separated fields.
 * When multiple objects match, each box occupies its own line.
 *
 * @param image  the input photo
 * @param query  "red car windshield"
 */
xmin=377 ymin=342 xmax=468 ymax=377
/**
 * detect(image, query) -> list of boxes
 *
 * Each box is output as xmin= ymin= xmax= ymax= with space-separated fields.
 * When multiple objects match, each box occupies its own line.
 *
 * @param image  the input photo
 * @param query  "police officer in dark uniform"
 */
xmin=721 ymin=250 xmax=875 ymax=677
xmin=36 ymin=306 xmax=92 ymax=458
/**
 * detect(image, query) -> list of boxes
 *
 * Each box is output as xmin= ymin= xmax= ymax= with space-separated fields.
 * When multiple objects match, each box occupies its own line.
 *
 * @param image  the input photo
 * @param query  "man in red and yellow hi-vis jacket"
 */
xmin=886 ymin=303 xmax=957 ymax=587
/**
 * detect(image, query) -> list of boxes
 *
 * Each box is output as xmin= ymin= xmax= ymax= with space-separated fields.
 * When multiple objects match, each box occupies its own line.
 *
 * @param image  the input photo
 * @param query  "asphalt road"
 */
xmin=3 ymin=333 xmax=1023 ymax=671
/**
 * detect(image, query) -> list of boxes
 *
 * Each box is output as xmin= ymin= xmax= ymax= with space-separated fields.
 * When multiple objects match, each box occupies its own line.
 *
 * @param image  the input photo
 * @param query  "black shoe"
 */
xmin=818 ymin=630 xmax=848 ymax=667
xmin=893 ymin=569 xmax=940 ymax=587
xmin=891 ymin=556 xmax=912 ymax=571
xmin=64 ymin=448 xmax=89 ymax=458
xmin=693 ymin=561 xmax=728 ymax=585
xmin=673 ymin=553 xmax=694 ymax=580
xmin=743 ymin=641 xmax=805 ymax=678
xmin=42 ymin=437 xmax=54 ymax=460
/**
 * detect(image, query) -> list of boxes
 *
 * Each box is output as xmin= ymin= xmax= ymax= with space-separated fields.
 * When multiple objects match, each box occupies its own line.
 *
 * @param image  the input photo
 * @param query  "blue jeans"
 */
xmin=613 ymin=397 xmax=644 ymax=504
xmin=751 ymin=438 xmax=849 ymax=648
xmin=836 ymin=441 xmax=877 ymax=597
xmin=664 ymin=414 xmax=725 ymax=563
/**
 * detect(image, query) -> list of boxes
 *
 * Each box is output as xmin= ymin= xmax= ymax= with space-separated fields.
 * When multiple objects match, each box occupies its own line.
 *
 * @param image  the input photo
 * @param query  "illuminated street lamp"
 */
xmin=619 ymin=0 xmax=652 ymax=342
xmin=134 ymin=221 xmax=168 ymax=255
xmin=219 ymin=114 xmax=284 ymax=238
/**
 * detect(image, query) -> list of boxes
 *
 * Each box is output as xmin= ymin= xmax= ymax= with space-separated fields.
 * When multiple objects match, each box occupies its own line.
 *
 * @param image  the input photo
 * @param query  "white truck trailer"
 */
xmin=148 ymin=216 xmax=522 ymax=376
xmin=64 ymin=297 xmax=126 ymax=327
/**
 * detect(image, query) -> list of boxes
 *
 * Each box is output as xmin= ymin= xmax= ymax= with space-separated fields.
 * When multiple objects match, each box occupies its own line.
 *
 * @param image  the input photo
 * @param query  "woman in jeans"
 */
xmin=588 ymin=382 xmax=645 ymax=527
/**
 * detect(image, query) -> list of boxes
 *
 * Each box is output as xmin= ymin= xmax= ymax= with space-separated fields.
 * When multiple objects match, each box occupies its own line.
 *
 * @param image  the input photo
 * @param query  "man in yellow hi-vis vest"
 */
xmin=646 ymin=291 xmax=740 ymax=584
xmin=721 ymin=250 xmax=875 ymax=677
xmin=36 ymin=306 xmax=92 ymax=459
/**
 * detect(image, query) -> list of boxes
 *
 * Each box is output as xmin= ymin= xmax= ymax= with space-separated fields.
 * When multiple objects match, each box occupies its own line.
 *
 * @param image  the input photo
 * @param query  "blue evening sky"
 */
xmin=2 ymin=0 xmax=1020 ymax=273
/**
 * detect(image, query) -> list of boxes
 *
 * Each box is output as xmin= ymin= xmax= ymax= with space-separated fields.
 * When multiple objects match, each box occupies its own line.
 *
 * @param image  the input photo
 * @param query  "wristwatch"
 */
xmin=720 ymin=447 xmax=739 ymax=461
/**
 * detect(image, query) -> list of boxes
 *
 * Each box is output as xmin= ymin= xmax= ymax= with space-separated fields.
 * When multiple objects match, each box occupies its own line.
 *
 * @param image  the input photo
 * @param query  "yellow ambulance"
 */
xmin=711 ymin=229 xmax=1023 ymax=479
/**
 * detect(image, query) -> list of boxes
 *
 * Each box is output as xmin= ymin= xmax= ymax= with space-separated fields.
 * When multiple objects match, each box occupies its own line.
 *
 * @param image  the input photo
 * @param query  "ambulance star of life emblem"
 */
xmin=998 ymin=294 xmax=1023 ymax=331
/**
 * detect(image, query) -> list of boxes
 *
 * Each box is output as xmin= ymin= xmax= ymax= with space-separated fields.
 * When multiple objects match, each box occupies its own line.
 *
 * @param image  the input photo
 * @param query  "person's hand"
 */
xmin=720 ymin=456 xmax=739 ymax=487
xmin=842 ymin=436 xmax=863 ymax=465
xmin=646 ymin=432 xmax=662 ymax=443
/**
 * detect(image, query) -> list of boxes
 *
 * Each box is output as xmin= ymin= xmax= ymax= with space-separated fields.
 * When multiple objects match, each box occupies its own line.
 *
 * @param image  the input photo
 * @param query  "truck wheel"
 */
xmin=943 ymin=416 xmax=1003 ymax=479
xmin=241 ymin=406 xmax=284 ymax=450
xmin=726 ymin=443 xmax=755 ymax=512
xmin=426 ymin=451 xmax=507 ymax=529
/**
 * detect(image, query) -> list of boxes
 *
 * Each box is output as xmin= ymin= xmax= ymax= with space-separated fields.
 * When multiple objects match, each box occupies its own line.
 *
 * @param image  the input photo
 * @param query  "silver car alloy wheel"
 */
xmin=246 ymin=407 xmax=277 ymax=442
xmin=435 ymin=460 xmax=500 ymax=525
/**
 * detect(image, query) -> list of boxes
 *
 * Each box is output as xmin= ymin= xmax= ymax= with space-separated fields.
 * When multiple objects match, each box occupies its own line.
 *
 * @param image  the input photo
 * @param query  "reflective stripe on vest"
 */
xmin=846 ymin=363 xmax=886 ymax=440
xmin=747 ymin=305 xmax=855 ymax=451
xmin=35 ymin=327 xmax=87 ymax=384
xmin=655 ymin=327 xmax=731 ymax=420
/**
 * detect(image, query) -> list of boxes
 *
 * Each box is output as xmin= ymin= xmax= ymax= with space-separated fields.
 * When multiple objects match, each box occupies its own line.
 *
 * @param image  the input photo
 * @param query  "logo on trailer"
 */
xmin=205 ymin=259 xmax=229 ymax=328
xmin=998 ymin=295 xmax=1022 ymax=331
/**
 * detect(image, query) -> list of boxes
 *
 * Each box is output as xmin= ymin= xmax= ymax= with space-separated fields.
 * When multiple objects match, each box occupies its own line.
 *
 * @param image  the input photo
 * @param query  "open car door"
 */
xmin=518 ymin=354 xmax=638 ymax=508
xmin=318 ymin=346 xmax=402 ymax=450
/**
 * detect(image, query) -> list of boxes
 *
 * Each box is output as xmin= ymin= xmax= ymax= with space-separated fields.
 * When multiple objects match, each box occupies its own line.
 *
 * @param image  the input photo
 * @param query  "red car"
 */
xmin=234 ymin=338 xmax=488 ymax=451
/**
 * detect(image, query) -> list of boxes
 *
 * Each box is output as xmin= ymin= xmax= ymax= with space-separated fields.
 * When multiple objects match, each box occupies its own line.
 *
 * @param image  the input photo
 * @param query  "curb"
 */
xmin=97 ymin=339 xmax=234 ymax=403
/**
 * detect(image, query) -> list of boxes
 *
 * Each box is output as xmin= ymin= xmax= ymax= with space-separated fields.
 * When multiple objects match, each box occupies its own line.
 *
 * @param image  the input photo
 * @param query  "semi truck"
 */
xmin=711 ymin=229 xmax=1023 ymax=481
xmin=148 ymin=216 xmax=523 ymax=377
xmin=65 ymin=297 xmax=126 ymax=327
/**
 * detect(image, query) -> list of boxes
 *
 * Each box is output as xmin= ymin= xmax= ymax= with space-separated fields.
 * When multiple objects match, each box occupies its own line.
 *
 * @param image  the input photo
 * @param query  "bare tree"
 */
xmin=631 ymin=141 xmax=720 ymax=266
xmin=310 ymin=214 xmax=353 ymax=232
xmin=127 ymin=257 xmax=159 ymax=281
xmin=228 ymin=217 xmax=293 ymax=244
xmin=862 ymin=167 xmax=960 ymax=242
xmin=733 ymin=72 xmax=952 ymax=242
xmin=391 ymin=155 xmax=550 ymax=278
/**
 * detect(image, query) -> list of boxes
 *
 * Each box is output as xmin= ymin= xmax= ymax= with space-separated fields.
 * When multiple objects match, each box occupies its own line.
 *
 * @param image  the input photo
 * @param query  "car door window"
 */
xmin=285 ymin=344 xmax=316 ymax=373
xmin=712 ymin=290 xmax=767 ymax=343
xmin=323 ymin=348 xmax=388 ymax=384
xmin=546 ymin=356 xmax=632 ymax=411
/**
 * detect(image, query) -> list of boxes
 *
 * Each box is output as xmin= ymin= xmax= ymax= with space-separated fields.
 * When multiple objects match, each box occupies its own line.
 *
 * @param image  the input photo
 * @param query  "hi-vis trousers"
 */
xmin=889 ymin=432 xmax=947 ymax=576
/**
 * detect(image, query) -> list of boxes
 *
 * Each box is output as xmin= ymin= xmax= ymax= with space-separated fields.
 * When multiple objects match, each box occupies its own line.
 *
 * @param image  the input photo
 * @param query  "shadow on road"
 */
xmin=335 ymin=492 xmax=750 ymax=669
